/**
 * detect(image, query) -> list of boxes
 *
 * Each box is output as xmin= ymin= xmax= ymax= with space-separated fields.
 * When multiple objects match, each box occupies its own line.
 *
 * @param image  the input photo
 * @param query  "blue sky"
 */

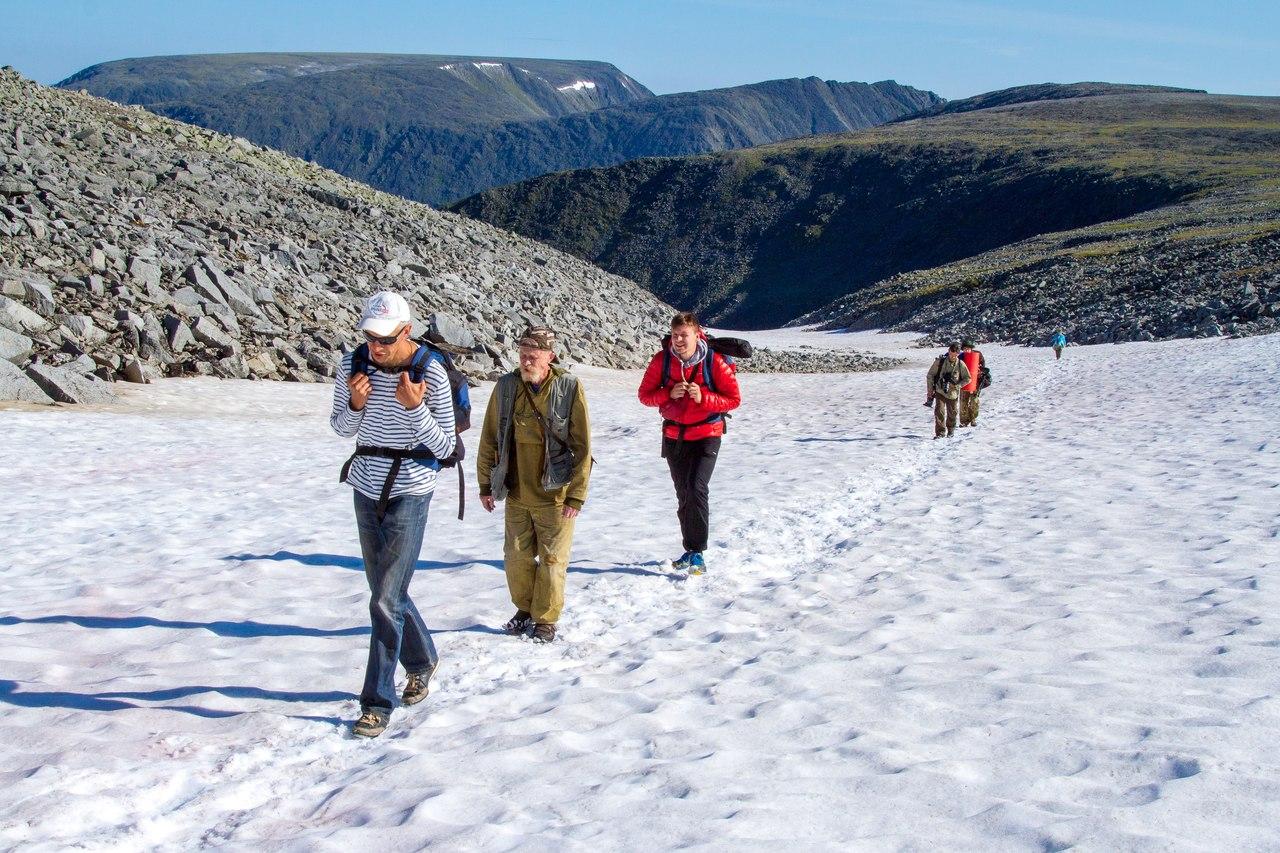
xmin=3 ymin=0 xmax=1276 ymax=99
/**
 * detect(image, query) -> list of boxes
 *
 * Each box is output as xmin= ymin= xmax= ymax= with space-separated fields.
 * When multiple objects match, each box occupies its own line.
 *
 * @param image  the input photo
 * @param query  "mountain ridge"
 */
xmin=57 ymin=53 xmax=941 ymax=204
xmin=453 ymin=83 xmax=1280 ymax=341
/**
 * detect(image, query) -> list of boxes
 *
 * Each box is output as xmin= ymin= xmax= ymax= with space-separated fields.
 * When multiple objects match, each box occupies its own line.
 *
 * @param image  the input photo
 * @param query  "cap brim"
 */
xmin=358 ymin=317 xmax=403 ymax=336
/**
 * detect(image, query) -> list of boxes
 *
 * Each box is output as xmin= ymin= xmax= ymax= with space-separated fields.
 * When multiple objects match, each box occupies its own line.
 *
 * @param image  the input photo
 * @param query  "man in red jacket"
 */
xmin=638 ymin=312 xmax=741 ymax=575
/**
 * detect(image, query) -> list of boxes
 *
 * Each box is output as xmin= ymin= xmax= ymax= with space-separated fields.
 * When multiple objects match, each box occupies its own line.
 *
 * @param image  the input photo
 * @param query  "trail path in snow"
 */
xmin=1 ymin=332 xmax=1277 ymax=850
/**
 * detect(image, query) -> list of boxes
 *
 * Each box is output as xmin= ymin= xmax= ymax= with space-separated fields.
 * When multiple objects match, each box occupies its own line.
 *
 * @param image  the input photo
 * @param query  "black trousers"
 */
xmin=663 ymin=436 xmax=721 ymax=553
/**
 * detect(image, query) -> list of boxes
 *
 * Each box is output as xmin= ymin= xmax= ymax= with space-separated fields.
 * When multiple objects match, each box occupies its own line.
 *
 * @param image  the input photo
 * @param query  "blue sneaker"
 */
xmin=671 ymin=551 xmax=693 ymax=570
xmin=687 ymin=553 xmax=706 ymax=575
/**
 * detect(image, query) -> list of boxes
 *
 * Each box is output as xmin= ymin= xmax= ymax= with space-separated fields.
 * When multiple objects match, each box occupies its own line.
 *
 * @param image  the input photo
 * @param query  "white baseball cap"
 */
xmin=357 ymin=291 xmax=412 ymax=337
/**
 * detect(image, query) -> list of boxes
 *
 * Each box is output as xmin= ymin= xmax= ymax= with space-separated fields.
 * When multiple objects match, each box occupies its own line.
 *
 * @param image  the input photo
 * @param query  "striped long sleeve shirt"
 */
xmin=330 ymin=350 xmax=456 ymax=501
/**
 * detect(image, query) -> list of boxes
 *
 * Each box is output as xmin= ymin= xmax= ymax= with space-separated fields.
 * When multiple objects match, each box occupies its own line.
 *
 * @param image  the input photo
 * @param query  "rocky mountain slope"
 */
xmin=454 ymin=84 xmax=1280 ymax=340
xmin=0 ymin=68 xmax=672 ymax=404
xmin=59 ymin=54 xmax=939 ymax=204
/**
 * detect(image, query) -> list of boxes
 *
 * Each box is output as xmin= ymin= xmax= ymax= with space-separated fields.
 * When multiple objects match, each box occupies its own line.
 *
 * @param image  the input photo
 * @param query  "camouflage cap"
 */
xmin=518 ymin=325 xmax=557 ymax=351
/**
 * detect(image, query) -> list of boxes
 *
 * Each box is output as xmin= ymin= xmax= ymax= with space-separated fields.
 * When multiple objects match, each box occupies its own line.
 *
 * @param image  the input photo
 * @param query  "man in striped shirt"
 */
xmin=330 ymin=291 xmax=456 ymax=738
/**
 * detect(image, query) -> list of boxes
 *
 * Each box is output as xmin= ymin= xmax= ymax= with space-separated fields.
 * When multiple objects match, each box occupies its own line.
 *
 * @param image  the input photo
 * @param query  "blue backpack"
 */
xmin=341 ymin=341 xmax=472 ymax=519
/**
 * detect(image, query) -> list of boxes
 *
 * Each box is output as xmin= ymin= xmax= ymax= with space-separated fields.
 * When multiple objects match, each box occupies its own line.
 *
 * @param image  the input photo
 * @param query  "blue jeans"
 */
xmin=354 ymin=490 xmax=439 ymax=714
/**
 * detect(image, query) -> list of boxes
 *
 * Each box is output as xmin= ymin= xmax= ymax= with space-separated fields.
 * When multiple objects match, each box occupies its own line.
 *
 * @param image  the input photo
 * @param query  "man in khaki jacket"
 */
xmin=926 ymin=342 xmax=971 ymax=439
xmin=477 ymin=327 xmax=591 ymax=643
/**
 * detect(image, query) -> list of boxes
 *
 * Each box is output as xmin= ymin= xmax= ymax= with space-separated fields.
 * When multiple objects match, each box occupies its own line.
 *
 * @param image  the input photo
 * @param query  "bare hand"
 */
xmin=562 ymin=505 xmax=580 ymax=519
xmin=348 ymin=372 xmax=371 ymax=411
xmin=669 ymin=382 xmax=688 ymax=400
xmin=687 ymin=383 xmax=702 ymax=403
xmin=480 ymin=495 xmax=496 ymax=513
xmin=396 ymin=371 xmax=426 ymax=409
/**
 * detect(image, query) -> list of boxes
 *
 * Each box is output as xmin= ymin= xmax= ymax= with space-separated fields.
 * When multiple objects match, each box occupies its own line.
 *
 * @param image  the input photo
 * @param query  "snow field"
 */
xmin=0 ymin=331 xmax=1277 ymax=849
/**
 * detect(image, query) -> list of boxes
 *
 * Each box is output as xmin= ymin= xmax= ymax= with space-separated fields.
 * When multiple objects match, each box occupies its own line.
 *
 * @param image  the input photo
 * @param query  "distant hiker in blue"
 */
xmin=1052 ymin=332 xmax=1067 ymax=360
xmin=330 ymin=291 xmax=456 ymax=738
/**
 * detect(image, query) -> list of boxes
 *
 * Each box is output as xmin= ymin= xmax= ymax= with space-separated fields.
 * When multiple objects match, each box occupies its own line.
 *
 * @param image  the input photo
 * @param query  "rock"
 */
xmin=121 ymin=355 xmax=148 ymax=383
xmin=0 ymin=325 xmax=34 ymax=364
xmin=426 ymin=312 xmax=476 ymax=348
xmin=127 ymin=256 xmax=163 ymax=298
xmin=191 ymin=316 xmax=237 ymax=354
xmin=245 ymin=351 xmax=279 ymax=377
xmin=182 ymin=262 xmax=225 ymax=306
xmin=163 ymin=315 xmax=196 ymax=352
xmin=61 ymin=314 xmax=109 ymax=345
xmin=0 ymin=272 xmax=57 ymax=315
xmin=0 ymin=294 xmax=49 ymax=334
xmin=66 ymin=354 xmax=98 ymax=375
xmin=0 ymin=359 xmax=53 ymax=403
xmin=24 ymin=363 xmax=118 ymax=404
xmin=201 ymin=258 xmax=262 ymax=317
xmin=213 ymin=355 xmax=250 ymax=379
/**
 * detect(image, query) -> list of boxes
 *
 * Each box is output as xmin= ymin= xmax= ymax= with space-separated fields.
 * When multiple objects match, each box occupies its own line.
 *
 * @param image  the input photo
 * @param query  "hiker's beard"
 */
xmin=520 ymin=363 xmax=550 ymax=383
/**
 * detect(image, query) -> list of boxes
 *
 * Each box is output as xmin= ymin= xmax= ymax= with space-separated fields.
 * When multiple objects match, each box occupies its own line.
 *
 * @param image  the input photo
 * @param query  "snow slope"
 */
xmin=1 ymin=332 xmax=1277 ymax=850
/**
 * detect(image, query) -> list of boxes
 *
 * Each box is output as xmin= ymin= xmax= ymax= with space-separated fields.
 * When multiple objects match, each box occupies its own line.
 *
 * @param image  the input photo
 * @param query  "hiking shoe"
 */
xmin=531 ymin=622 xmax=557 ymax=644
xmin=401 ymin=665 xmax=436 ymax=706
xmin=687 ymin=553 xmax=707 ymax=575
xmin=503 ymin=610 xmax=532 ymax=634
xmin=671 ymin=551 xmax=693 ymax=570
xmin=353 ymin=710 xmax=388 ymax=738
xmin=947 ymin=429 xmax=954 ymax=437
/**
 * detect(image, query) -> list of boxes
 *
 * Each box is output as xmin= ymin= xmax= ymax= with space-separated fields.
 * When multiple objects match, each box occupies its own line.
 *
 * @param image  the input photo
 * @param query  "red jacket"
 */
xmin=638 ymin=338 xmax=741 ymax=441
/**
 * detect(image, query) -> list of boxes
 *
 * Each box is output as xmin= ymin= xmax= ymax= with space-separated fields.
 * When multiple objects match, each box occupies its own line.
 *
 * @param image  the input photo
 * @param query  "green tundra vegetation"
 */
xmin=453 ymin=85 xmax=1280 ymax=331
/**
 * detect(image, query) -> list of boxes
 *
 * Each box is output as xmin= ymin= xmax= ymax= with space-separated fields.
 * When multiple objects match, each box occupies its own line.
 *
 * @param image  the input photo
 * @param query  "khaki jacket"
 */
xmin=927 ymin=356 xmax=971 ymax=401
xmin=477 ymin=367 xmax=592 ymax=509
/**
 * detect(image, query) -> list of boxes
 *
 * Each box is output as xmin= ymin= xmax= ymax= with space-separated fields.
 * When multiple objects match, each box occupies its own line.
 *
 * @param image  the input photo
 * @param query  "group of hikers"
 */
xmin=924 ymin=331 xmax=1067 ymax=439
xmin=330 ymin=290 xmax=1066 ymax=736
xmin=330 ymin=292 xmax=739 ymax=736
xmin=925 ymin=340 xmax=988 ymax=439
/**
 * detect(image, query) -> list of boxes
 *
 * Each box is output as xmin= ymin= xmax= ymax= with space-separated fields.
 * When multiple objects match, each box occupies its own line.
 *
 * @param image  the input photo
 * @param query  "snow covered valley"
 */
xmin=1 ymin=331 xmax=1277 ymax=850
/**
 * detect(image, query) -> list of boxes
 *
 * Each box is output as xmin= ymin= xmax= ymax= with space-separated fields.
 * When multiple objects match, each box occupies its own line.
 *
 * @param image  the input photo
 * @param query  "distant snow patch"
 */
xmin=557 ymin=80 xmax=597 ymax=92
xmin=474 ymin=62 xmax=504 ymax=69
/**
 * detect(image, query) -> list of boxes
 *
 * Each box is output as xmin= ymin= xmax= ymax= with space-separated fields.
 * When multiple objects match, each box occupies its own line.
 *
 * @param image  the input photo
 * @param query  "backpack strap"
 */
xmin=352 ymin=343 xmax=371 ymax=376
xmin=417 ymin=343 xmax=469 ymax=520
xmin=407 ymin=344 xmax=434 ymax=383
xmin=660 ymin=348 xmax=673 ymax=390
xmin=340 ymin=445 xmax=441 ymax=521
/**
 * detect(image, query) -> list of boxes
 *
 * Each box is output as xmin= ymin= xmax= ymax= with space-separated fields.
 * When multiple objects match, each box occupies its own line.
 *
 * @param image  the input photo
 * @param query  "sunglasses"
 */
xmin=364 ymin=330 xmax=403 ymax=346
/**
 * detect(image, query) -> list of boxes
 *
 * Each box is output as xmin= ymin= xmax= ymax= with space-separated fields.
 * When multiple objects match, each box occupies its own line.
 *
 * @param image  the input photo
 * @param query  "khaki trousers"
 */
xmin=933 ymin=395 xmax=958 ymax=437
xmin=504 ymin=499 xmax=576 ymax=624
xmin=959 ymin=389 xmax=980 ymax=426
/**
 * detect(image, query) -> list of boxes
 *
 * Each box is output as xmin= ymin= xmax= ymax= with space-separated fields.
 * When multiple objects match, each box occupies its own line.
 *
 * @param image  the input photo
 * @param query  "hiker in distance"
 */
xmin=330 ymin=291 xmax=457 ymax=738
xmin=477 ymin=326 xmax=592 ymax=644
xmin=926 ymin=342 xmax=971 ymax=439
xmin=638 ymin=312 xmax=742 ymax=575
xmin=958 ymin=339 xmax=988 ymax=428
xmin=1052 ymin=331 xmax=1068 ymax=360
